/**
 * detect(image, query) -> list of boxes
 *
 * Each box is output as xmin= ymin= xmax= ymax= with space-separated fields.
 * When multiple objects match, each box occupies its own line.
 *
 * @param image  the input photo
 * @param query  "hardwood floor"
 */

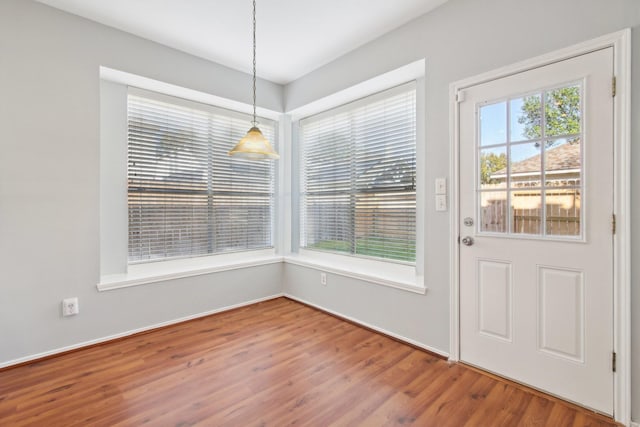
xmin=0 ymin=297 xmax=618 ymax=426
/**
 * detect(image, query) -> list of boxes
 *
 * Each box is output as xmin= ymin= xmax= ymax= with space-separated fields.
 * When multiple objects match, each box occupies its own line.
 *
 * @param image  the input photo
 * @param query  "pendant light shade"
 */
xmin=229 ymin=0 xmax=279 ymax=161
xmin=229 ymin=126 xmax=279 ymax=160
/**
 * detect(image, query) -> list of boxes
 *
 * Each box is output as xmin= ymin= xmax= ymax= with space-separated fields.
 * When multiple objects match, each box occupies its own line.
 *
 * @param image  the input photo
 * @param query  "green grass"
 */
xmin=308 ymin=238 xmax=415 ymax=262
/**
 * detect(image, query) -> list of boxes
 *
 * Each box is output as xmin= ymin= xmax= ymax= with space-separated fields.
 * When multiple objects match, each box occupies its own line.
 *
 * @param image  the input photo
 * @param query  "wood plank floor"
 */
xmin=0 ymin=297 xmax=618 ymax=426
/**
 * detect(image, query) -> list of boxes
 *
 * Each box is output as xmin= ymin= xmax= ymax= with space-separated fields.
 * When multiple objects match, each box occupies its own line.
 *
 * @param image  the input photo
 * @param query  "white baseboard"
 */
xmin=3 ymin=292 xmax=449 ymax=369
xmin=0 ymin=293 xmax=284 ymax=369
xmin=284 ymin=293 xmax=449 ymax=358
xmin=630 ymin=421 xmax=639 ymax=427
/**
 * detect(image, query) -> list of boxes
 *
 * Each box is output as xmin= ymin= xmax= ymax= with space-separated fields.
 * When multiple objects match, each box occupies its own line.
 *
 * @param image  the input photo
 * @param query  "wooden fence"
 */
xmin=481 ymin=189 xmax=580 ymax=236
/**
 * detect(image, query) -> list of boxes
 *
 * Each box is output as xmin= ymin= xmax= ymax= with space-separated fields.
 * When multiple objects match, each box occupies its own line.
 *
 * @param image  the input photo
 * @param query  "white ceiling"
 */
xmin=36 ymin=0 xmax=448 ymax=84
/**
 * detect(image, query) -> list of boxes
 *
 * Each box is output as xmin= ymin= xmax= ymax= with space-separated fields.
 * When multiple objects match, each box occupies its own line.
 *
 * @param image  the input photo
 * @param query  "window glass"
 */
xmin=127 ymin=94 xmax=276 ymax=262
xmin=476 ymin=83 xmax=582 ymax=238
xmin=300 ymin=84 xmax=416 ymax=263
xmin=480 ymin=101 xmax=507 ymax=146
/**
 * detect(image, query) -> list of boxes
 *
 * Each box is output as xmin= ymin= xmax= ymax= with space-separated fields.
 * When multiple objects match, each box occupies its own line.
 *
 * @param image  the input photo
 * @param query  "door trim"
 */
xmin=448 ymin=29 xmax=631 ymax=425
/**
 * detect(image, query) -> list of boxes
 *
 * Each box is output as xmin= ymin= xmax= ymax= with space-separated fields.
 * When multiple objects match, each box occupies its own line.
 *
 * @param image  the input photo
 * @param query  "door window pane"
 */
xmin=480 ymin=147 xmax=507 ymax=189
xmin=546 ymin=189 xmax=581 ymax=236
xmin=480 ymin=191 xmax=507 ymax=233
xmin=544 ymin=138 xmax=581 ymax=187
xmin=511 ymin=190 xmax=542 ymax=235
xmin=480 ymin=102 xmax=507 ymax=146
xmin=545 ymin=85 xmax=581 ymax=137
xmin=510 ymin=142 xmax=542 ymax=188
xmin=475 ymin=82 xmax=582 ymax=239
xmin=510 ymin=95 xmax=542 ymax=141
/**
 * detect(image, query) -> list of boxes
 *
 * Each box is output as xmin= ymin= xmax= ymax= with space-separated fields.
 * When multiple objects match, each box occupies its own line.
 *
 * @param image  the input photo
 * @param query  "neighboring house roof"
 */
xmin=492 ymin=141 xmax=580 ymax=178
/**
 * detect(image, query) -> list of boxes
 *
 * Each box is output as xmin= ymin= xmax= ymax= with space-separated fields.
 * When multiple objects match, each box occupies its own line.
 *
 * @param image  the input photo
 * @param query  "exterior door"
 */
xmin=458 ymin=48 xmax=614 ymax=414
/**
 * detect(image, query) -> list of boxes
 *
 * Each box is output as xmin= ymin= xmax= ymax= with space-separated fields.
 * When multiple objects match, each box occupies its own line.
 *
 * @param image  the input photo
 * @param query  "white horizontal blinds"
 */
xmin=353 ymin=89 xmax=416 ymax=261
xmin=127 ymin=93 xmax=275 ymax=262
xmin=301 ymin=111 xmax=354 ymax=255
xmin=300 ymin=83 xmax=416 ymax=263
xmin=209 ymin=115 xmax=275 ymax=253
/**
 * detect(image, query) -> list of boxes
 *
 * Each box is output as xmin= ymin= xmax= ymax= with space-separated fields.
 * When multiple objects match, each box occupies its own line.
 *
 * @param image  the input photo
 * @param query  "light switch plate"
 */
xmin=435 ymin=194 xmax=447 ymax=211
xmin=435 ymin=178 xmax=447 ymax=195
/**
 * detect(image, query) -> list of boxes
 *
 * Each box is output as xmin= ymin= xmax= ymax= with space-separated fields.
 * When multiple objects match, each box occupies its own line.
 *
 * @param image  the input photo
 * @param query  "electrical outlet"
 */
xmin=62 ymin=297 xmax=79 ymax=317
xmin=320 ymin=272 xmax=327 ymax=286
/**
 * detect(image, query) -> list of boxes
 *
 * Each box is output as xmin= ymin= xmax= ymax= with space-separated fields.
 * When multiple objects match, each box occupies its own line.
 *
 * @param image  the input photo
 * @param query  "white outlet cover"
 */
xmin=62 ymin=297 xmax=79 ymax=316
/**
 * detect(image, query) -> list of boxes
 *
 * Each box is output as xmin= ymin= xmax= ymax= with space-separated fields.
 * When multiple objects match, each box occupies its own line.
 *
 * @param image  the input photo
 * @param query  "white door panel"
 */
xmin=459 ymin=48 xmax=613 ymax=414
xmin=477 ymin=259 xmax=512 ymax=341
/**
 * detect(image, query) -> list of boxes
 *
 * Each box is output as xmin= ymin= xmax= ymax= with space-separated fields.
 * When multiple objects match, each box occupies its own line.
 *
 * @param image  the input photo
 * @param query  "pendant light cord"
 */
xmin=252 ymin=0 xmax=257 ymax=125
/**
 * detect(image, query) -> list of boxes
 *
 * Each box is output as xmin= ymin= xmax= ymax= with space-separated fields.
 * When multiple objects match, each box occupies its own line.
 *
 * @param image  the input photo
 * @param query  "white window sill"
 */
xmin=285 ymin=250 xmax=426 ymax=295
xmin=97 ymin=249 xmax=425 ymax=295
xmin=97 ymin=249 xmax=283 ymax=292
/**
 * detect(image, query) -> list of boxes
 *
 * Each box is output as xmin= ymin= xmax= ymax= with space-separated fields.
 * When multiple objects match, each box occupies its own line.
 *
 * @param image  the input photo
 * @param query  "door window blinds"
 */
xmin=300 ymin=83 xmax=416 ymax=263
xmin=127 ymin=92 xmax=276 ymax=262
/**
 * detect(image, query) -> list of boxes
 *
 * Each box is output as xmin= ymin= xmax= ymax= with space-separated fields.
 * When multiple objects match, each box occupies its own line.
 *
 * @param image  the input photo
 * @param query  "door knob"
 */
xmin=461 ymin=236 xmax=474 ymax=246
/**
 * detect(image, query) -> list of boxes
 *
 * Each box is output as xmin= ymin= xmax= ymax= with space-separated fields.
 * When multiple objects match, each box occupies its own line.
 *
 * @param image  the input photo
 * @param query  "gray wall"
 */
xmin=1 ymin=0 xmax=638 ymax=422
xmin=0 ymin=0 xmax=283 ymax=365
xmin=284 ymin=0 xmax=640 ymax=421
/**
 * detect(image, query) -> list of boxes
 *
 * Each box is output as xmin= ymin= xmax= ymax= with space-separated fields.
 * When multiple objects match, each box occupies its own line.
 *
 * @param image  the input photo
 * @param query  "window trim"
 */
xmin=298 ymin=82 xmax=418 ymax=264
xmin=287 ymin=250 xmax=425 ymax=294
xmin=288 ymin=61 xmax=426 ymax=291
xmin=97 ymin=251 xmax=424 ymax=293
xmin=99 ymin=69 xmax=283 ymax=286
xmin=98 ymin=249 xmax=282 ymax=292
xmin=99 ymin=63 xmax=426 ymax=295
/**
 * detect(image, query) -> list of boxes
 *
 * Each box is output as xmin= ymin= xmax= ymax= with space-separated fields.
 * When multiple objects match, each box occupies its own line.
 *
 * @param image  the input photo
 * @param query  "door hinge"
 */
xmin=612 ymin=213 xmax=616 ymax=235
xmin=457 ymin=235 xmax=461 ymax=244
xmin=612 ymin=76 xmax=616 ymax=97
xmin=612 ymin=351 xmax=617 ymax=372
xmin=456 ymin=90 xmax=466 ymax=103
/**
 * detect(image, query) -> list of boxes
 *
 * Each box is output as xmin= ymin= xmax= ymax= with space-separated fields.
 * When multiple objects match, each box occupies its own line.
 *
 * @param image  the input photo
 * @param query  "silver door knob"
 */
xmin=461 ymin=236 xmax=474 ymax=246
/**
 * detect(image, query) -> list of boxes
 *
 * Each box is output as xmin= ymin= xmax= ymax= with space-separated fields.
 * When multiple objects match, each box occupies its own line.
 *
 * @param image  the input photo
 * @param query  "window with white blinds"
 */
xmin=299 ymin=83 xmax=416 ymax=263
xmin=127 ymin=92 xmax=276 ymax=263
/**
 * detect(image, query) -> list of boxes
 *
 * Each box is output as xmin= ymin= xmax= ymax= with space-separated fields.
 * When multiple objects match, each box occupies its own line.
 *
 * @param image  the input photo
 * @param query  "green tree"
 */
xmin=519 ymin=86 xmax=581 ymax=141
xmin=480 ymin=152 xmax=507 ymax=184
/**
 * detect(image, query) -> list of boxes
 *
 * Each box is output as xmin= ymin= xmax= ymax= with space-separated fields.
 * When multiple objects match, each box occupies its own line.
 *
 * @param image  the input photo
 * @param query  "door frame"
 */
xmin=448 ymin=29 xmax=631 ymax=425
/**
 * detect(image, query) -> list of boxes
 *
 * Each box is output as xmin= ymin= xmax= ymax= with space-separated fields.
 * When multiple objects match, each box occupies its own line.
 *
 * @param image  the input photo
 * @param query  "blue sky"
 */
xmin=479 ymin=97 xmax=542 ymax=162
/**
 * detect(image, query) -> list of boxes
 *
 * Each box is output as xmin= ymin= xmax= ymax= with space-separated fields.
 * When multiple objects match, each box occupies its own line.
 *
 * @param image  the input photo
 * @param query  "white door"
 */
xmin=459 ymin=48 xmax=614 ymax=414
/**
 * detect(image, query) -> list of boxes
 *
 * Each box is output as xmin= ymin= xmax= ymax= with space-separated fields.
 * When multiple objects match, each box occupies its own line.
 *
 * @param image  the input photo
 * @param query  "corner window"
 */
xmin=299 ymin=83 xmax=416 ymax=263
xmin=127 ymin=91 xmax=276 ymax=263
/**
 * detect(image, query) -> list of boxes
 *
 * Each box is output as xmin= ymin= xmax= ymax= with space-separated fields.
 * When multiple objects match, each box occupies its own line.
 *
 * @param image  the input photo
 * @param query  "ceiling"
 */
xmin=36 ymin=0 xmax=448 ymax=84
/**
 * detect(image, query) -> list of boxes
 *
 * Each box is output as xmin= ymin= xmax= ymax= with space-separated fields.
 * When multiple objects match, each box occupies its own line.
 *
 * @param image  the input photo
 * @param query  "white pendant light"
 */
xmin=229 ymin=0 xmax=279 ymax=161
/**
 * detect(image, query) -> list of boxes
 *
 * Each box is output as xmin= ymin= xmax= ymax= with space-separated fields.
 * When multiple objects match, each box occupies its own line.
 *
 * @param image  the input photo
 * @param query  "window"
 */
xmin=478 ymin=83 xmax=582 ymax=238
xmin=299 ymin=83 xmax=416 ymax=263
xmin=127 ymin=91 xmax=276 ymax=262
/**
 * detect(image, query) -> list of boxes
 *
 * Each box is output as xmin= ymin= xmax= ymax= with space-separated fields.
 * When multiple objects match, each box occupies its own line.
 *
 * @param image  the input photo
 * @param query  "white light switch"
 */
xmin=435 ymin=195 xmax=447 ymax=211
xmin=435 ymin=178 xmax=447 ymax=195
